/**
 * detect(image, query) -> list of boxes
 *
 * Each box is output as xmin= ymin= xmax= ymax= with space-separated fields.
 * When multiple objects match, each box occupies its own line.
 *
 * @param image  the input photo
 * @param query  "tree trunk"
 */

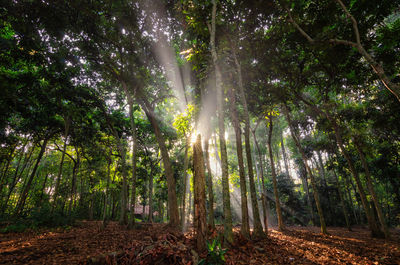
xmin=227 ymin=86 xmax=250 ymax=238
xmin=68 ymin=147 xmax=79 ymax=216
xmin=53 ymin=118 xmax=70 ymax=210
xmin=1 ymin=143 xmax=33 ymax=213
xmin=354 ymin=138 xmax=389 ymax=239
xmin=315 ymin=152 xmax=334 ymax=223
xmin=283 ymin=106 xmax=327 ymax=234
xmin=127 ymin=98 xmax=138 ymax=228
xmin=298 ymin=95 xmax=382 ymax=237
xmin=331 ymin=162 xmax=351 ymax=231
xmin=332 ymin=124 xmax=382 ymax=237
xmin=231 ymin=41 xmax=264 ymax=240
xmin=136 ymin=92 xmax=179 ymax=227
xmin=193 ymin=135 xmax=207 ymax=252
xmin=148 ymin=162 xmax=154 ymax=223
xmin=116 ymin=140 xmax=128 ymax=225
xmin=209 ymin=0 xmax=233 ymax=244
xmin=181 ymin=137 xmax=190 ymax=230
xmin=301 ymin=165 xmax=315 ymax=225
xmin=251 ymin=125 xmax=269 ymax=234
xmin=266 ymin=117 xmax=285 ymax=231
xmin=204 ymin=136 xmax=215 ymax=228
xmin=187 ymin=176 xmax=192 ymax=224
xmin=102 ymin=156 xmax=112 ymax=228
xmin=0 ymin=144 xmax=17 ymax=195
xmin=15 ymin=137 xmax=49 ymax=216
xmin=280 ymin=131 xmax=290 ymax=177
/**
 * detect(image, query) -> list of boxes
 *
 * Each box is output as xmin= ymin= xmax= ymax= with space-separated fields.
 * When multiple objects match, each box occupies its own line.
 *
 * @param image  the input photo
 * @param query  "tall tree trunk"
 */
xmin=204 ymin=136 xmax=215 ymax=228
xmin=102 ymin=156 xmax=112 ymax=228
xmin=345 ymin=175 xmax=359 ymax=225
xmin=138 ymin=95 xmax=179 ymax=227
xmin=38 ymin=173 xmax=49 ymax=205
xmin=298 ymin=95 xmax=382 ymax=237
xmin=283 ymin=106 xmax=327 ymax=234
xmin=227 ymin=86 xmax=250 ymax=238
xmin=100 ymin=105 xmax=129 ymax=225
xmin=251 ymin=125 xmax=269 ymax=234
xmin=330 ymin=161 xmax=351 ymax=231
xmin=266 ymin=117 xmax=285 ymax=231
xmin=148 ymin=162 xmax=154 ymax=223
xmin=187 ymin=175 xmax=192 ymax=224
xmin=209 ymin=0 xmax=233 ymax=244
xmin=315 ymin=152 xmax=334 ymax=224
xmin=1 ymin=142 xmax=32 ymax=212
xmin=127 ymin=97 xmax=138 ymax=228
xmin=116 ymin=139 xmax=128 ymax=225
xmin=181 ymin=137 xmax=190 ymax=230
xmin=0 ymin=144 xmax=17 ymax=194
xmin=231 ymin=42 xmax=264 ymax=240
xmin=280 ymin=131 xmax=290 ymax=177
xmin=193 ymin=135 xmax=207 ymax=252
xmin=53 ymin=118 xmax=70 ymax=210
xmin=331 ymin=124 xmax=381 ymax=237
xmin=354 ymin=138 xmax=390 ymax=239
xmin=15 ymin=137 xmax=49 ymax=216
xmin=68 ymin=147 xmax=79 ymax=216
xmin=300 ymin=165 xmax=315 ymax=225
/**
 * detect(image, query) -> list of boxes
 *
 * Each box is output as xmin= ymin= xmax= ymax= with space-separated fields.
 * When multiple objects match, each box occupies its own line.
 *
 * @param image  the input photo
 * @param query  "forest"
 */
xmin=1 ymin=0 xmax=400 ymax=264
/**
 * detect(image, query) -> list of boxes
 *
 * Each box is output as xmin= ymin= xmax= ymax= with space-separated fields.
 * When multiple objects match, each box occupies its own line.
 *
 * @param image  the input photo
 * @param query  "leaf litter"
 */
xmin=1 ymin=221 xmax=399 ymax=264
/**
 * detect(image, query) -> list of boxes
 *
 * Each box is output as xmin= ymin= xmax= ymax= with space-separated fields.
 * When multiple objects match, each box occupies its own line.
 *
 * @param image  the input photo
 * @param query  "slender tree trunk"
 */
xmin=138 ymin=94 xmax=180 ymax=227
xmin=266 ymin=117 xmax=285 ymax=231
xmin=331 ymin=163 xmax=351 ymax=231
xmin=0 ymin=144 xmax=17 ymax=194
xmin=227 ymin=86 xmax=250 ymax=238
xmin=193 ymin=135 xmax=207 ymax=252
xmin=283 ymin=106 xmax=327 ymax=234
xmin=105 ymin=110 xmax=129 ymax=225
xmin=204 ymin=136 xmax=215 ymax=228
xmin=354 ymin=138 xmax=390 ymax=239
xmin=298 ymin=95 xmax=382 ymax=237
xmin=181 ymin=137 xmax=190 ymax=230
xmin=301 ymin=166 xmax=315 ymax=225
xmin=187 ymin=176 xmax=192 ymax=224
xmin=148 ymin=162 xmax=154 ymax=223
xmin=251 ymin=126 xmax=269 ymax=234
xmin=102 ymin=157 xmax=112 ymax=228
xmin=231 ymin=43 xmax=264 ymax=239
xmin=280 ymin=132 xmax=290 ymax=177
xmin=15 ymin=138 xmax=49 ymax=216
xmin=127 ymin=98 xmax=138 ymax=228
xmin=209 ymin=0 xmax=233 ymax=244
xmin=116 ymin=140 xmax=128 ymax=225
xmin=345 ymin=175 xmax=359 ymax=225
xmin=1 ymin=143 xmax=31 ymax=212
xmin=333 ymin=125 xmax=382 ymax=237
xmin=53 ymin=119 xmax=70 ymax=210
xmin=315 ymin=152 xmax=335 ymax=224
xmin=68 ymin=147 xmax=79 ymax=216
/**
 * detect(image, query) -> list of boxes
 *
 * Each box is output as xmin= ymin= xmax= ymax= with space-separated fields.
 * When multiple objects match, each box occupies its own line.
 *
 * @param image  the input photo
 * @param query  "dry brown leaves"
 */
xmin=1 ymin=222 xmax=399 ymax=265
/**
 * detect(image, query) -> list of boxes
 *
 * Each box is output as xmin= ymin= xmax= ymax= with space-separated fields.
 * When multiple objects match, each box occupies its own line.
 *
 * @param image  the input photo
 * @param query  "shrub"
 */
xmin=198 ymin=239 xmax=227 ymax=265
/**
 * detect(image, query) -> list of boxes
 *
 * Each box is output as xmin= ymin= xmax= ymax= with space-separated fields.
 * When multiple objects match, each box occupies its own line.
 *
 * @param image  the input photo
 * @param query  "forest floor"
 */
xmin=0 ymin=221 xmax=399 ymax=265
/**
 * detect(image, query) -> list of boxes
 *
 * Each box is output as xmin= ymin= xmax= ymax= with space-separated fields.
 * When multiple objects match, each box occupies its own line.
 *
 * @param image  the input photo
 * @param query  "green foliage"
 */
xmin=1 ymin=204 xmax=74 ymax=233
xmin=173 ymin=104 xmax=195 ymax=137
xmin=0 ymin=222 xmax=28 ymax=233
xmin=198 ymin=239 xmax=227 ymax=265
